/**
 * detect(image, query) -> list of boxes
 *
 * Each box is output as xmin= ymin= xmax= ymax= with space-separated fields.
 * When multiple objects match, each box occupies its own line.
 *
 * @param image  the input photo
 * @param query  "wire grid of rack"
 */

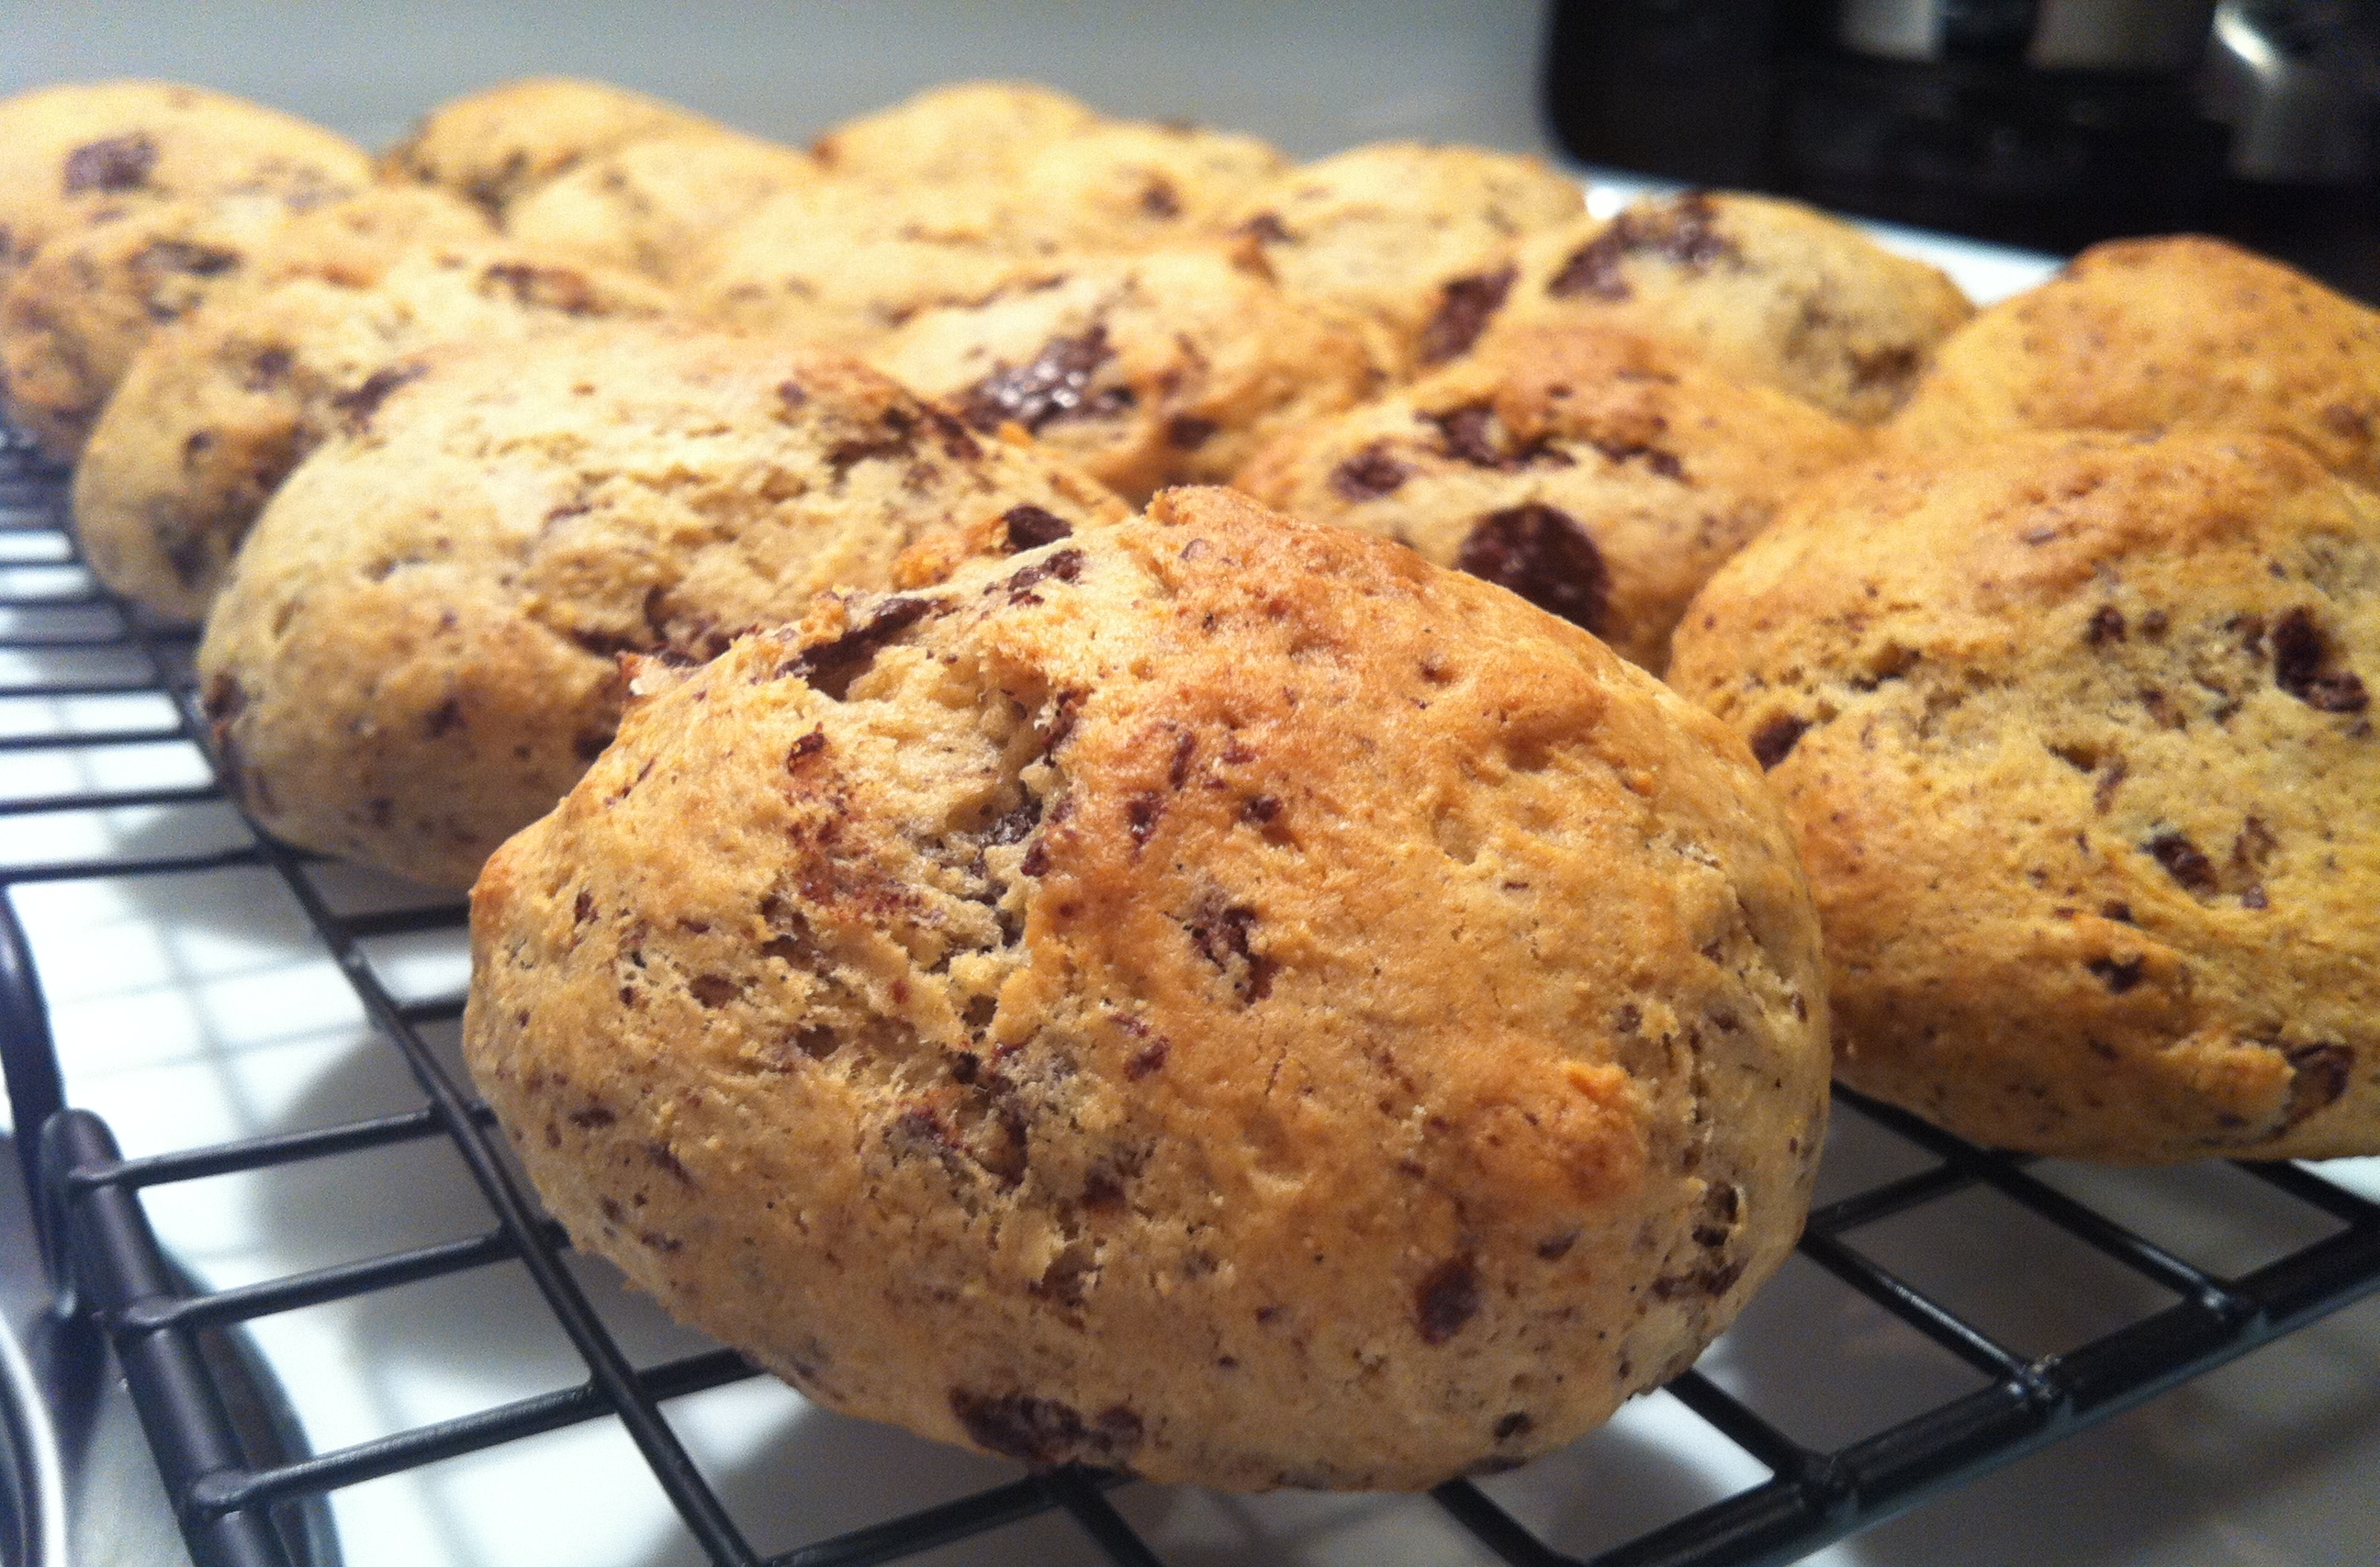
xmin=2 ymin=431 xmax=2378 ymax=1567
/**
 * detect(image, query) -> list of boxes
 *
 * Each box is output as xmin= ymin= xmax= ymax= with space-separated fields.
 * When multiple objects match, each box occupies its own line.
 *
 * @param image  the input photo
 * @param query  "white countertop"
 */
xmin=1 ymin=6 xmax=2374 ymax=1563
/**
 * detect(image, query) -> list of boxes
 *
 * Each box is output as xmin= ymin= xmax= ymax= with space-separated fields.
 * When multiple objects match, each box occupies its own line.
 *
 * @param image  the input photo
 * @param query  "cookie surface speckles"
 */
xmin=72 ymin=207 xmax=670 ymax=621
xmin=1484 ymin=191 xmax=1973 ymax=425
xmin=1890 ymin=235 xmax=2380 ymax=489
xmin=196 ymin=324 xmax=1125 ymax=888
xmin=1237 ymin=323 xmax=1868 ymax=669
xmin=464 ymin=487 xmax=1829 ymax=1490
xmin=1669 ymin=431 xmax=2380 ymax=1161
xmin=872 ymin=246 xmax=1386 ymax=503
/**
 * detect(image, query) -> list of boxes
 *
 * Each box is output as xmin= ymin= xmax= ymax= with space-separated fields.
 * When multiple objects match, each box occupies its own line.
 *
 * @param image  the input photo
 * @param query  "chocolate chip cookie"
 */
xmin=381 ymin=76 xmax=724 ymax=218
xmin=1219 ymin=143 xmax=1586 ymax=373
xmin=1480 ymin=191 xmax=1974 ymax=425
xmin=1237 ymin=323 xmax=1867 ymax=669
xmin=871 ymin=245 xmax=1386 ymax=503
xmin=1890 ymin=236 xmax=2380 ymax=489
xmin=1005 ymin=121 xmax=1287 ymax=254
xmin=504 ymin=131 xmax=824 ymax=286
xmin=1669 ymin=430 xmax=2380 ymax=1161
xmin=73 ymin=209 xmax=672 ymax=621
xmin=810 ymin=80 xmax=1100 ymax=187
xmin=0 ymin=80 xmax=369 ymax=292
xmin=464 ymin=485 xmax=1828 ymax=1489
xmin=196 ymin=324 xmax=1125 ymax=888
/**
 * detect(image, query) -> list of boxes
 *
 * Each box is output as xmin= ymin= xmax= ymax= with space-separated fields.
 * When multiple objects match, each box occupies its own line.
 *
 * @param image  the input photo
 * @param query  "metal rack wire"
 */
xmin=2 ymin=433 xmax=2377 ymax=1567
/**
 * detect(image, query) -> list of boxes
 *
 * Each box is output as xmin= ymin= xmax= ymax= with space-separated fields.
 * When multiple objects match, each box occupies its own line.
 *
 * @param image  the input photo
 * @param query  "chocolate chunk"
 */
xmin=1653 ymin=1258 xmax=1747 ymax=1300
xmin=1535 ymin=1230 xmax=1579 ymax=1260
xmin=1494 ymin=1412 xmax=1533 ymax=1442
xmin=2100 ymin=900 xmax=2135 ymax=923
xmin=1139 ymin=178 xmax=1181 ymax=218
xmin=1547 ymin=191 xmax=1735 ymax=301
xmin=480 ymin=261 xmax=600 ymax=315
xmin=1848 ymin=344 xmax=1920 ymax=390
xmin=825 ymin=406 xmax=919 ymax=478
xmin=330 ymin=363 xmax=427 ymax=431
xmin=1415 ymin=1255 xmax=1480 ymax=1345
xmin=985 ymin=792 xmax=1042 ymax=845
xmin=1749 ymin=714 xmax=1808 ymax=770
xmin=423 ymin=697 xmax=464 ymax=738
xmin=567 ymin=1105 xmax=614 ymax=1127
xmin=1455 ymin=504 xmax=1610 ymax=634
xmin=1001 ymin=546 xmax=1087 ymax=606
xmin=2146 ymin=832 xmax=2217 ymax=894
xmin=1416 ymin=263 xmax=1515 ymax=365
xmin=2283 ymin=1044 xmax=2352 ymax=1125
xmin=2272 ymin=607 xmax=2368 ymax=712
xmin=1188 ymin=900 xmax=1275 ymax=1001
xmin=958 ymin=325 xmax=1129 ymax=434
xmin=1125 ymin=791 xmax=1163 ymax=846
xmin=949 ymin=1390 xmax=1144 ymax=1469
xmin=1242 ymin=793 xmax=1282 ymax=824
xmin=1125 ymin=1039 xmax=1169 ymax=1079
xmin=1419 ymin=403 xmax=1570 ymax=472
xmin=1168 ymin=732 xmax=1196 ymax=789
xmin=135 ymin=239 xmax=240 ymax=278
xmin=1002 ymin=504 xmax=1072 ymax=551
xmin=689 ymin=975 xmax=739 ymax=1008
xmin=1330 ymin=441 xmax=1411 ymax=501
xmin=2085 ymin=606 xmax=2127 ymax=645
xmin=1164 ymin=413 xmax=1218 ymax=450
xmin=920 ymin=401 xmax=984 ymax=460
xmin=1238 ymin=212 xmax=1292 ymax=245
xmin=2084 ymin=956 xmax=2146 ymax=994
xmin=63 ymin=133 xmax=156 ymax=194
xmin=242 ymin=345 xmax=293 ymax=391
xmin=793 ymin=596 xmax=939 ymax=700
xmin=647 ymin=1142 xmax=696 ymax=1185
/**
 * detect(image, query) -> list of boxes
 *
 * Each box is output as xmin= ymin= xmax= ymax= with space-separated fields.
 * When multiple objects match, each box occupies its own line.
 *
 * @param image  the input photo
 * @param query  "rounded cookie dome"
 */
xmin=465 ymin=486 xmax=1829 ymax=1490
xmin=1670 ymin=431 xmax=2380 ymax=1161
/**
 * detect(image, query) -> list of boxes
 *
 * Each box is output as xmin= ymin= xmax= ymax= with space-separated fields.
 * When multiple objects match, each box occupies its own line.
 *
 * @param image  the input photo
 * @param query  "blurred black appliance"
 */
xmin=1544 ymin=0 xmax=2380 ymax=298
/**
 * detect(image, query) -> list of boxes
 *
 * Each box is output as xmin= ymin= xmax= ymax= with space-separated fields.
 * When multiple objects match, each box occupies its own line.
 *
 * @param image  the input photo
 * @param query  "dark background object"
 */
xmin=1544 ymin=0 xmax=2380 ymax=301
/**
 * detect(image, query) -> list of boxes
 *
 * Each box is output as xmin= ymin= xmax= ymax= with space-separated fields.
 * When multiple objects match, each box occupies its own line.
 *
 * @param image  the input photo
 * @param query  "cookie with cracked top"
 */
xmin=505 ymin=131 xmax=824 ymax=286
xmin=1669 ymin=430 xmax=2380 ymax=1161
xmin=1890 ymin=236 xmax=2380 ymax=490
xmin=810 ymin=80 xmax=1100 ymax=186
xmin=195 ymin=323 xmax=1125 ymax=889
xmin=1237 ymin=322 xmax=1867 ymax=669
xmin=0 ymin=80 xmax=370 ymax=294
xmin=871 ymin=245 xmax=1386 ymax=503
xmin=382 ymin=76 xmax=725 ymax=218
xmin=463 ymin=484 xmax=1828 ymax=1489
xmin=1479 ymin=191 xmax=1973 ymax=425
xmin=73 ymin=204 xmax=672 ymax=621
xmin=1218 ymin=142 xmax=1585 ymax=374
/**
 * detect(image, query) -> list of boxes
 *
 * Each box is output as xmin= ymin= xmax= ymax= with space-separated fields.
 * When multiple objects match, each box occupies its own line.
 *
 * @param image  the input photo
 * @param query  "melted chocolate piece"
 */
xmin=958 ymin=325 xmax=1130 ymax=434
xmin=948 ymin=1391 xmax=1143 ymax=1468
xmin=2272 ymin=607 xmax=2368 ymax=712
xmin=63 ymin=133 xmax=156 ymax=194
xmin=1329 ymin=441 xmax=1410 ymax=501
xmin=1749 ymin=714 xmax=1809 ymax=770
xmin=1416 ymin=263 xmax=1516 ymax=364
xmin=793 ymin=597 xmax=939 ymax=700
xmin=1415 ymin=1255 xmax=1480 ymax=1345
xmin=1002 ymin=504 xmax=1072 ymax=551
xmin=1546 ymin=190 xmax=1735 ymax=301
xmin=1455 ymin=504 xmax=1610 ymax=634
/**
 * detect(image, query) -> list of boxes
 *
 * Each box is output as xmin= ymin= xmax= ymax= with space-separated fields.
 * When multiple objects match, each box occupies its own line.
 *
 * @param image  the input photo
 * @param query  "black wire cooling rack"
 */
xmin=3 ymin=432 xmax=2379 ymax=1567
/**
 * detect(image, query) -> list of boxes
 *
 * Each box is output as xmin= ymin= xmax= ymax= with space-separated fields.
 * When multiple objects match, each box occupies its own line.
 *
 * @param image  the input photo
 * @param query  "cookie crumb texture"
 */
xmin=466 ymin=489 xmax=1829 ymax=1490
xmin=196 ymin=324 xmax=1124 ymax=890
xmin=1670 ymin=431 xmax=2380 ymax=1161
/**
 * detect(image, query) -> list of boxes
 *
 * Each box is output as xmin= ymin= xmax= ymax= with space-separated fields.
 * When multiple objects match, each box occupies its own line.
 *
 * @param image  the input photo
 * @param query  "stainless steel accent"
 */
xmin=2202 ymin=0 xmax=2380 ymax=181
xmin=1837 ymin=0 xmax=2219 ymax=69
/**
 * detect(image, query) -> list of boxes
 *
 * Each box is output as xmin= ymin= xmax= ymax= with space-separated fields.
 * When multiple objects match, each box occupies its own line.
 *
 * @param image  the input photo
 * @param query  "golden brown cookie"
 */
xmin=0 ymin=81 xmax=369 ymax=295
xmin=464 ymin=486 xmax=1829 ymax=1490
xmin=504 ymin=130 xmax=823 ymax=285
xmin=1237 ymin=324 xmax=1867 ymax=669
xmin=73 ymin=217 xmax=671 ymax=621
xmin=381 ymin=77 xmax=724 ymax=217
xmin=1669 ymin=431 xmax=2379 ymax=1162
xmin=1482 ymin=191 xmax=1974 ymax=424
xmin=810 ymin=80 xmax=1100 ymax=186
xmin=692 ymin=179 xmax=1049 ymax=352
xmin=871 ymin=246 xmax=1386 ymax=503
xmin=1889 ymin=235 xmax=2380 ymax=489
xmin=0 ymin=184 xmax=487 ymax=463
xmin=1005 ymin=122 xmax=1287 ymax=253
xmin=195 ymin=324 xmax=1125 ymax=888
xmin=1219 ymin=143 xmax=1585 ymax=373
